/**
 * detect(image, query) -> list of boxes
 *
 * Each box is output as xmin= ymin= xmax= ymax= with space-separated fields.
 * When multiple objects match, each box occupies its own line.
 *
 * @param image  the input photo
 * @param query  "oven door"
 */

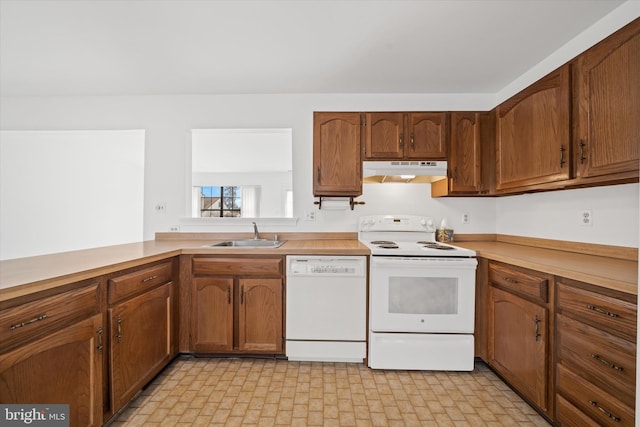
xmin=369 ymin=256 xmax=477 ymax=333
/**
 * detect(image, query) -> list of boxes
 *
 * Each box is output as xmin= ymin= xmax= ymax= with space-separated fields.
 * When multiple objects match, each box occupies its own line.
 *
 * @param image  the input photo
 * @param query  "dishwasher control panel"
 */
xmin=286 ymin=256 xmax=366 ymax=277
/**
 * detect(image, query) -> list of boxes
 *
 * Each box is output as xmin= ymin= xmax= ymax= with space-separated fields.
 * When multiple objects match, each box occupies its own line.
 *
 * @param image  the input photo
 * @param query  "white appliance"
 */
xmin=363 ymin=160 xmax=447 ymax=179
xmin=285 ymin=256 xmax=367 ymax=362
xmin=359 ymin=215 xmax=477 ymax=371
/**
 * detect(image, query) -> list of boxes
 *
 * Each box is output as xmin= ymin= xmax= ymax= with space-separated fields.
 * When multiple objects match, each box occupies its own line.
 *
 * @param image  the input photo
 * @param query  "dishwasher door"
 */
xmin=286 ymin=256 xmax=366 ymax=362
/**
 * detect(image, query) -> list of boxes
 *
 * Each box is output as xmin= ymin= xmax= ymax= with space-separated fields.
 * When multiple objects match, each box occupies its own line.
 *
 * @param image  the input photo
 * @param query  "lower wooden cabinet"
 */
xmin=0 ymin=313 xmax=104 ymax=427
xmin=191 ymin=256 xmax=284 ymax=354
xmin=109 ymin=282 xmax=173 ymax=411
xmin=555 ymin=278 xmax=637 ymax=426
xmin=237 ymin=278 xmax=283 ymax=353
xmin=489 ymin=286 xmax=548 ymax=410
xmin=107 ymin=261 xmax=176 ymax=414
xmin=487 ymin=262 xmax=551 ymax=415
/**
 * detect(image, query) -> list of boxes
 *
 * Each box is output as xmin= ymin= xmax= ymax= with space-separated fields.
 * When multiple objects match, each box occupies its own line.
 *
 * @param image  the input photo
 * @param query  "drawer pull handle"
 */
xmin=534 ymin=315 xmax=541 ymax=341
xmin=502 ymin=277 xmax=519 ymax=285
xmin=589 ymin=400 xmax=621 ymax=422
xmin=240 ymin=285 xmax=244 ymax=304
xmin=591 ymin=353 xmax=623 ymax=372
xmin=586 ymin=304 xmax=619 ymax=318
xmin=115 ymin=316 xmax=122 ymax=343
xmin=10 ymin=314 xmax=48 ymax=330
xmin=226 ymin=286 xmax=231 ymax=304
xmin=142 ymin=275 xmax=158 ymax=283
xmin=97 ymin=326 xmax=103 ymax=352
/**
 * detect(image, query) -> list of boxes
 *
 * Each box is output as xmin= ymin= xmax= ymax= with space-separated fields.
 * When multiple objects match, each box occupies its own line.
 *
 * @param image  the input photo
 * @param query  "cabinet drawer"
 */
xmin=556 ymin=395 xmax=600 ymax=427
xmin=193 ymin=257 xmax=283 ymax=276
xmin=108 ymin=261 xmax=173 ymax=304
xmin=0 ymin=281 xmax=101 ymax=351
xmin=557 ymin=282 xmax=637 ymax=342
xmin=557 ymin=364 xmax=635 ymax=427
xmin=557 ymin=314 xmax=636 ymax=407
xmin=488 ymin=262 xmax=547 ymax=303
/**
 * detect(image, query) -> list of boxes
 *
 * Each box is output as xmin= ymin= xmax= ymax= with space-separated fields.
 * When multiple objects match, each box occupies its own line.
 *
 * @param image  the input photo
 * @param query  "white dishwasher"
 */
xmin=286 ymin=255 xmax=367 ymax=362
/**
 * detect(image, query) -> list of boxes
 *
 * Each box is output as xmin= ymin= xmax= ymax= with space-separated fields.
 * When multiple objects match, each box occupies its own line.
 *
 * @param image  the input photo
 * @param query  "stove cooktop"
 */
xmin=358 ymin=215 xmax=476 ymax=257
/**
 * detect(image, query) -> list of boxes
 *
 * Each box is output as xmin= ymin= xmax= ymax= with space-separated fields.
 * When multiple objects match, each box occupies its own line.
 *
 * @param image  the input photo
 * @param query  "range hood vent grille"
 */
xmin=362 ymin=160 xmax=447 ymax=183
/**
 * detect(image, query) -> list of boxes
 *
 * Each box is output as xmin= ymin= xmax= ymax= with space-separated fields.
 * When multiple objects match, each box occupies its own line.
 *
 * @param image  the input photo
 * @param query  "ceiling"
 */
xmin=0 ymin=0 xmax=629 ymax=96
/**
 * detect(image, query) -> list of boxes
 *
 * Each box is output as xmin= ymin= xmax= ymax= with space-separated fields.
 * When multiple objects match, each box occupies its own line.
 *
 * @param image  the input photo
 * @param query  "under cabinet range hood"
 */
xmin=363 ymin=161 xmax=448 ymax=183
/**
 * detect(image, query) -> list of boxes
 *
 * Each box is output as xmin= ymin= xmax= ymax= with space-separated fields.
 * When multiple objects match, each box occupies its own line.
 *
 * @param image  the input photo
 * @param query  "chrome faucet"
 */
xmin=252 ymin=221 xmax=260 ymax=240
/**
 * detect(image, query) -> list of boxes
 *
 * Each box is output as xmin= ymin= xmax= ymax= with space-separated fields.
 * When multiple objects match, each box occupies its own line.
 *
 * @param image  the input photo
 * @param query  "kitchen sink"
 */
xmin=205 ymin=239 xmax=286 ymax=248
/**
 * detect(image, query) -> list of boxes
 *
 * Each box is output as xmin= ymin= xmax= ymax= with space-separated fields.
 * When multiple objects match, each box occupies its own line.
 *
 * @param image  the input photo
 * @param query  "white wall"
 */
xmin=0 ymin=3 xmax=638 ymax=249
xmin=0 ymin=130 xmax=145 ymax=260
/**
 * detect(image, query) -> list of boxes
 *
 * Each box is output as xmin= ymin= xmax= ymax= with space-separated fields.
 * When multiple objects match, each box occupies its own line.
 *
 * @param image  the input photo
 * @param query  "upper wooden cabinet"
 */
xmin=313 ymin=112 xmax=363 ymax=197
xmin=496 ymin=65 xmax=571 ymax=191
xmin=364 ymin=112 xmax=448 ymax=160
xmin=431 ymin=111 xmax=495 ymax=197
xmin=573 ymin=19 xmax=640 ymax=181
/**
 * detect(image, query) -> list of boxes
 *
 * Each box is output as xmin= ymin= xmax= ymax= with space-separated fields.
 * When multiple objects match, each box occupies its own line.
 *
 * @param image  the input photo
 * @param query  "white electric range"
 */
xmin=359 ymin=215 xmax=478 ymax=371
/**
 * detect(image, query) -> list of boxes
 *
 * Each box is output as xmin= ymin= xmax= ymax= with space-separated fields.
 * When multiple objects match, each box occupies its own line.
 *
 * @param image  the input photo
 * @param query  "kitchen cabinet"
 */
xmin=0 ymin=279 xmax=104 ymax=427
xmin=555 ymin=278 xmax=636 ymax=426
xmin=191 ymin=256 xmax=284 ymax=354
xmin=573 ymin=19 xmax=639 ymax=182
xmin=432 ymin=111 xmax=495 ymax=197
xmin=364 ymin=112 xmax=448 ymax=160
xmin=313 ymin=112 xmax=363 ymax=196
xmin=495 ymin=65 xmax=571 ymax=192
xmin=107 ymin=260 xmax=176 ymax=413
xmin=488 ymin=262 xmax=551 ymax=414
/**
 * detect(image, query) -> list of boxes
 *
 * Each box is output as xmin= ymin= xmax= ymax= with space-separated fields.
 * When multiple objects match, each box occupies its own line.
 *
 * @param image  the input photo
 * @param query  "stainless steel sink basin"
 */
xmin=205 ymin=239 xmax=286 ymax=248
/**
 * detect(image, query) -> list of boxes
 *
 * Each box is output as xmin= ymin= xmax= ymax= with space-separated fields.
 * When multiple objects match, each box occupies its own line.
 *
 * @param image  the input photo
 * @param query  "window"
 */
xmin=198 ymin=186 xmax=242 ymax=217
xmin=190 ymin=129 xmax=293 ymax=218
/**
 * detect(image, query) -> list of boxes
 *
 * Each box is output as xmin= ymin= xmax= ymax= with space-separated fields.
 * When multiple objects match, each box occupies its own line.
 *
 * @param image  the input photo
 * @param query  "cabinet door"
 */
xmin=449 ymin=112 xmax=482 ymax=193
xmin=313 ymin=112 xmax=363 ymax=196
xmin=496 ymin=65 xmax=570 ymax=191
xmin=191 ymin=277 xmax=233 ymax=352
xmin=0 ymin=314 xmax=103 ymax=427
xmin=238 ymin=278 xmax=283 ymax=353
xmin=489 ymin=286 xmax=547 ymax=411
xmin=406 ymin=112 xmax=448 ymax=159
xmin=574 ymin=20 xmax=640 ymax=179
xmin=109 ymin=283 xmax=172 ymax=412
xmin=364 ymin=112 xmax=404 ymax=159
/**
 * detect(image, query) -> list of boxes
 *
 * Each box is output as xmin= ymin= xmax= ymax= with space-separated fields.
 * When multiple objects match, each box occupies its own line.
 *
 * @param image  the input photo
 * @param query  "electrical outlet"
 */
xmin=304 ymin=210 xmax=316 ymax=221
xmin=169 ymin=226 xmax=180 ymax=232
xmin=462 ymin=213 xmax=470 ymax=224
xmin=155 ymin=202 xmax=167 ymax=214
xmin=580 ymin=209 xmax=593 ymax=226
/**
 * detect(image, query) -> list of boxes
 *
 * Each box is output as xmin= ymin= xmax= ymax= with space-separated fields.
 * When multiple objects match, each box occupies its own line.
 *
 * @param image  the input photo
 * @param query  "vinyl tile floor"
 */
xmin=109 ymin=356 xmax=552 ymax=427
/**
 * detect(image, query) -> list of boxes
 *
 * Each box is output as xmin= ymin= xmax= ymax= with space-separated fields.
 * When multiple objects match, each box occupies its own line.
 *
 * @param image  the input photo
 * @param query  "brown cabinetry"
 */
xmin=496 ymin=65 xmax=571 ymax=192
xmin=493 ymin=20 xmax=639 ymax=195
xmin=573 ymin=19 xmax=639 ymax=182
xmin=313 ymin=112 xmax=363 ymax=196
xmin=555 ymin=279 xmax=637 ymax=426
xmin=191 ymin=256 xmax=284 ymax=355
xmin=364 ymin=112 xmax=448 ymax=160
xmin=488 ymin=262 xmax=550 ymax=413
xmin=0 ymin=279 xmax=104 ymax=426
xmin=432 ymin=111 xmax=495 ymax=196
xmin=107 ymin=261 xmax=176 ymax=413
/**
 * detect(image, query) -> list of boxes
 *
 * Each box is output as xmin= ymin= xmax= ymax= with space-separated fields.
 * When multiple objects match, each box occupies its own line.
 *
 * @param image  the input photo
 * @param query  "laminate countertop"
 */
xmin=1 ymin=235 xmax=636 ymax=302
xmin=454 ymin=240 xmax=638 ymax=296
xmin=0 ymin=237 xmax=369 ymax=302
